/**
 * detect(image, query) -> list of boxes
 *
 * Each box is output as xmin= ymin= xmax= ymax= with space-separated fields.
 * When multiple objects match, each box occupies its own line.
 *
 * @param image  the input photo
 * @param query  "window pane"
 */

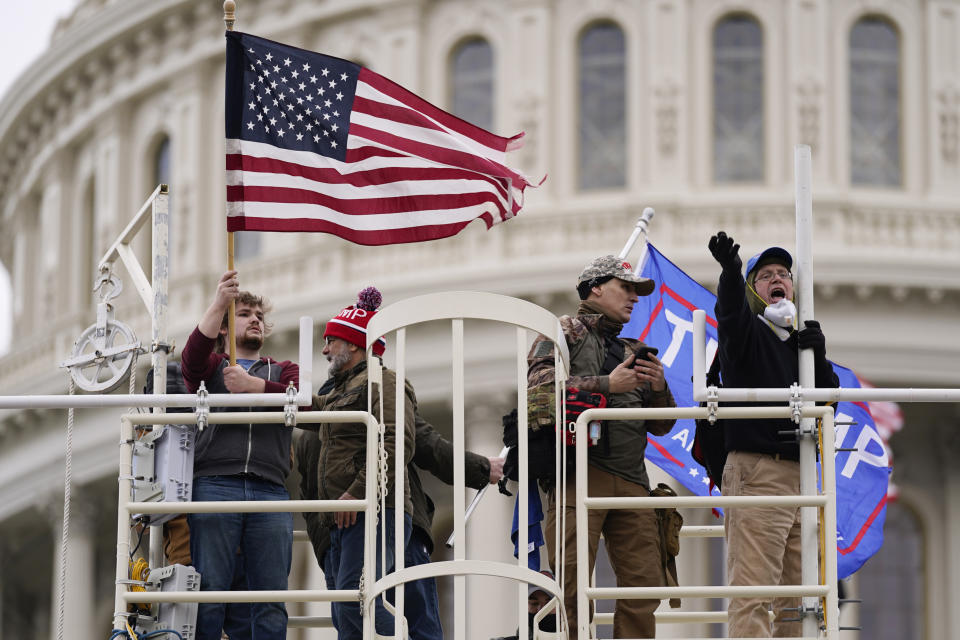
xmin=713 ymin=15 xmax=764 ymax=182
xmin=450 ymin=38 xmax=494 ymax=130
xmin=857 ymin=502 xmax=924 ymax=638
xmin=578 ymin=22 xmax=626 ymax=190
xmin=850 ymin=18 xmax=901 ymax=186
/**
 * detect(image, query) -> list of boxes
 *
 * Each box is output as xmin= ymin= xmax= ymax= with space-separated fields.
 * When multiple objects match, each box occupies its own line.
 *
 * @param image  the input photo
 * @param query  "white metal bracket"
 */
xmin=789 ymin=382 xmax=803 ymax=424
xmin=706 ymin=385 xmax=720 ymax=425
xmin=284 ymin=382 xmax=298 ymax=427
xmin=195 ymin=382 xmax=209 ymax=431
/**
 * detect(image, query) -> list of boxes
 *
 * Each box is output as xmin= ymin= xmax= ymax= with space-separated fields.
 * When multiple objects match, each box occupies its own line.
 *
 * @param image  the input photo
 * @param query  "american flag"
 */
xmin=225 ymin=31 xmax=537 ymax=246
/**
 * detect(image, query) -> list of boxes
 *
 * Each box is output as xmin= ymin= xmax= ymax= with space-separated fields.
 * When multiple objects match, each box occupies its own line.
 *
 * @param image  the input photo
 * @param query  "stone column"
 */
xmin=464 ymin=396 xmax=516 ymax=640
xmin=47 ymin=490 xmax=97 ymax=640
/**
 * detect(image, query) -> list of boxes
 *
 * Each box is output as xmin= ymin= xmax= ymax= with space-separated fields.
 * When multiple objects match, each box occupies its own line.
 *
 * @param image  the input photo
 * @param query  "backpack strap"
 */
xmin=599 ymin=335 xmax=626 ymax=376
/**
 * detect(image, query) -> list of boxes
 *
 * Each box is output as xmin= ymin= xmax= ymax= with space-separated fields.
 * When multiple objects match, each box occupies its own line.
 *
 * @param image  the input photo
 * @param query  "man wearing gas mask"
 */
xmin=708 ymin=232 xmax=839 ymax=637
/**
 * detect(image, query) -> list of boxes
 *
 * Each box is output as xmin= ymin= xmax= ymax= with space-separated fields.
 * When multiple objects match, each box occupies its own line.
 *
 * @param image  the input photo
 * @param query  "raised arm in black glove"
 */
xmin=797 ymin=320 xmax=827 ymax=359
xmin=708 ymin=231 xmax=742 ymax=273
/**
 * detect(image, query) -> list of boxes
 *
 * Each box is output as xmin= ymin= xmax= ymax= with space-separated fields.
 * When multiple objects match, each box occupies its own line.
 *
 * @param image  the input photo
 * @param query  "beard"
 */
xmin=529 ymin=611 xmax=557 ymax=634
xmin=238 ymin=333 xmax=263 ymax=351
xmin=327 ymin=350 xmax=352 ymax=375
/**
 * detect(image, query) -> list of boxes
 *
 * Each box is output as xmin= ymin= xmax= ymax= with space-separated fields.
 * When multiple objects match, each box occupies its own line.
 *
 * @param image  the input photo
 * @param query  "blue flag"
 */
xmin=621 ymin=245 xmax=723 ymax=502
xmin=511 ymin=483 xmax=544 ymax=570
xmin=827 ymin=365 xmax=892 ymax=577
xmin=622 ymin=244 xmax=889 ymax=578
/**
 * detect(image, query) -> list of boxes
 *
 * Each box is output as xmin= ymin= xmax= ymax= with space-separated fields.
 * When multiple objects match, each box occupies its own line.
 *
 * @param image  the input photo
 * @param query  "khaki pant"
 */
xmin=545 ymin=465 xmax=663 ymax=639
xmin=163 ymin=514 xmax=192 ymax=566
xmin=723 ymin=451 xmax=802 ymax=638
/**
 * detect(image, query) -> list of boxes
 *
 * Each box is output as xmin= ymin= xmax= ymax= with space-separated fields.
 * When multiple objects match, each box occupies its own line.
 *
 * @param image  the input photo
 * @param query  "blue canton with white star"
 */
xmin=226 ymin=31 xmax=359 ymax=162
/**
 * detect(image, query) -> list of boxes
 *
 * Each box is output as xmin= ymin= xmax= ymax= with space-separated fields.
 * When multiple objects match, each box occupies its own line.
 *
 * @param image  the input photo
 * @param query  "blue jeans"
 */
xmin=326 ymin=509 xmax=412 ymax=640
xmin=403 ymin=527 xmax=444 ymax=640
xmin=223 ymin=554 xmax=252 ymax=640
xmin=189 ymin=475 xmax=293 ymax=640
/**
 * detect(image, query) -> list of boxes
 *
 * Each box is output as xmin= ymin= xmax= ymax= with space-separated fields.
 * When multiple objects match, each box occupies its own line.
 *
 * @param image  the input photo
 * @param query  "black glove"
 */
xmin=708 ymin=231 xmax=742 ymax=272
xmin=797 ymin=320 xmax=826 ymax=358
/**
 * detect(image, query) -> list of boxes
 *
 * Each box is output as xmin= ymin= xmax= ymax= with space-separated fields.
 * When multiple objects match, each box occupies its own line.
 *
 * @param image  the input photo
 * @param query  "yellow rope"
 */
xmin=128 ymin=556 xmax=151 ymax=614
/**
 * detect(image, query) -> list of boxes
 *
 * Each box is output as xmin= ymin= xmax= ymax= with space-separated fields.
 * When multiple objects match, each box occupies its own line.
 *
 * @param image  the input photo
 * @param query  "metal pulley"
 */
xmin=61 ymin=271 xmax=144 ymax=392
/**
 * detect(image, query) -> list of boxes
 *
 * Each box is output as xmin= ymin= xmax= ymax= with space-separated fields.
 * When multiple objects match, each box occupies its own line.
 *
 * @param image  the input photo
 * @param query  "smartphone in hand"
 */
xmin=634 ymin=346 xmax=659 ymax=364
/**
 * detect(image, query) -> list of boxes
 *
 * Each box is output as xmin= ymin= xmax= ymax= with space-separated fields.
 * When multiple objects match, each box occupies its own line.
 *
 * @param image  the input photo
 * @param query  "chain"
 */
xmin=357 ymin=569 xmax=366 ymax=616
xmin=377 ymin=415 xmax=389 ymax=516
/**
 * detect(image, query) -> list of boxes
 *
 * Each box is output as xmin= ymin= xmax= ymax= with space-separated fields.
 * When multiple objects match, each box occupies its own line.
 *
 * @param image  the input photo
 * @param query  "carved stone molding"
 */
xmin=797 ymin=77 xmax=821 ymax=153
xmin=513 ymin=94 xmax=542 ymax=175
xmin=937 ymin=85 xmax=959 ymax=165
xmin=654 ymin=79 xmax=680 ymax=157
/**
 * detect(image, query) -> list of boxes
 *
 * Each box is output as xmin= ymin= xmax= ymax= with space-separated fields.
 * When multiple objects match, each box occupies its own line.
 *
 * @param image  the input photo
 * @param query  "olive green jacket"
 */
xmin=527 ymin=312 xmax=676 ymax=489
xmin=307 ymin=359 xmax=417 ymax=523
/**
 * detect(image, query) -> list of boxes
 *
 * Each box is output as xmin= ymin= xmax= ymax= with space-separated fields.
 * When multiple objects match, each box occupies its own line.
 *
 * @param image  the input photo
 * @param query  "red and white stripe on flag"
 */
xmin=225 ymin=31 xmax=538 ymax=246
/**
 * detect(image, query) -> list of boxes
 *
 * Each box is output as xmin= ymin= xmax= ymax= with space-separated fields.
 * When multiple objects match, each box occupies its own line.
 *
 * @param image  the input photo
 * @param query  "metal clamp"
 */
xmin=789 ymin=382 xmax=803 ymax=424
xmin=150 ymin=340 xmax=175 ymax=354
xmin=706 ymin=385 xmax=720 ymax=424
xmin=284 ymin=381 xmax=298 ymax=427
xmin=195 ymin=381 xmax=209 ymax=431
xmin=779 ymin=602 xmax=823 ymax=625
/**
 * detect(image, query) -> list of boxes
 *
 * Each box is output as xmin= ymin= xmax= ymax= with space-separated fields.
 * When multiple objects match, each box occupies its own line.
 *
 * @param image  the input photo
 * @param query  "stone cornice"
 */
xmin=0 ymin=200 xmax=956 ymax=395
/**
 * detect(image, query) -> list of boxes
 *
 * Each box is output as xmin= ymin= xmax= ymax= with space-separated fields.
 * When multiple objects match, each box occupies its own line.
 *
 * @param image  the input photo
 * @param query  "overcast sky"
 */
xmin=0 ymin=0 xmax=78 ymax=355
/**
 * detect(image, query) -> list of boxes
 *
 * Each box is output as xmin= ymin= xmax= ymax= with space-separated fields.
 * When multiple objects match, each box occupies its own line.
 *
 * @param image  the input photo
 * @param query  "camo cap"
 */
xmin=577 ymin=255 xmax=655 ymax=296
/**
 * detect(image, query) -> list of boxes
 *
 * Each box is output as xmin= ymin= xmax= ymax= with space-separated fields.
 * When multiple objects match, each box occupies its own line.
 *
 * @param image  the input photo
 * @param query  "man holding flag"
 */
xmin=708 ymin=232 xmax=839 ymax=637
xmin=180 ymin=270 xmax=300 ymax=640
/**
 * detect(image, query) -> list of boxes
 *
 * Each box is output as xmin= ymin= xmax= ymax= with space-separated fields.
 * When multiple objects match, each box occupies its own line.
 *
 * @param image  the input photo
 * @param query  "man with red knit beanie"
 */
xmin=305 ymin=287 xmax=416 ymax=639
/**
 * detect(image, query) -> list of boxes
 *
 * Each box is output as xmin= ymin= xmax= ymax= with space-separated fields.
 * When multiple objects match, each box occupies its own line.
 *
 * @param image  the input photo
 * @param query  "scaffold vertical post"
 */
xmin=149 ymin=185 xmax=170 ymax=571
xmin=821 ymin=410 xmax=841 ymax=636
xmin=575 ymin=408 xmax=589 ymax=640
xmin=795 ymin=144 xmax=820 ymax=637
xmin=516 ymin=327 xmax=530 ymax=640
xmin=114 ymin=416 xmax=135 ymax=631
xmin=452 ymin=319 xmax=466 ymax=639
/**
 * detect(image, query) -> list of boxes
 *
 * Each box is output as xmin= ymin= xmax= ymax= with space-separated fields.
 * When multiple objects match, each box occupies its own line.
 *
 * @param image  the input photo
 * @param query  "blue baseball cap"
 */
xmin=745 ymin=247 xmax=792 ymax=279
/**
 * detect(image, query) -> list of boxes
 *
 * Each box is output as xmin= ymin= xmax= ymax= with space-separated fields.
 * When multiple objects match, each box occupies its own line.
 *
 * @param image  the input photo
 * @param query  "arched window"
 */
xmin=450 ymin=37 xmax=494 ymax=130
xmin=850 ymin=17 xmax=901 ymax=186
xmin=713 ymin=14 xmax=764 ymax=182
xmin=857 ymin=501 xmax=924 ymax=638
xmin=578 ymin=22 xmax=626 ymax=191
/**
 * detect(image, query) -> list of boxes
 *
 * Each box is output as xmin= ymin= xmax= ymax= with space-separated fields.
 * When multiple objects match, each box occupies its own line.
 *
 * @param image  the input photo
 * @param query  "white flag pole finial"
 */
xmin=623 ymin=207 xmax=655 ymax=276
xmin=223 ymin=1 xmax=236 ymax=31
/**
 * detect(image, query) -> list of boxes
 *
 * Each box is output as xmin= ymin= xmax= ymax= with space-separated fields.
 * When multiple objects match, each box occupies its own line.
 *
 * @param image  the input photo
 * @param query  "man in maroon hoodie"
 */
xmin=180 ymin=269 xmax=299 ymax=640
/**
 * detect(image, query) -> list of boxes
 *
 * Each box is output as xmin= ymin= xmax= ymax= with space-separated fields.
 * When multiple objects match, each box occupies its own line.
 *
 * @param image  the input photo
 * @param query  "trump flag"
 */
xmin=225 ymin=31 xmax=536 ymax=246
xmin=622 ymin=244 xmax=890 ymax=578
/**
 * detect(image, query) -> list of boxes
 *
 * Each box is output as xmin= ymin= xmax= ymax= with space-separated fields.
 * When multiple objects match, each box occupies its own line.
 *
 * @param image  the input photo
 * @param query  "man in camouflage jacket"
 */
xmin=527 ymin=255 xmax=676 ymax=639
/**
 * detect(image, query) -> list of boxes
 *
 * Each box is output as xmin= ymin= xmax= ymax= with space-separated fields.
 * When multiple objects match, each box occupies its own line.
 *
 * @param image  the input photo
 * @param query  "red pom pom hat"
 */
xmin=323 ymin=287 xmax=387 ymax=356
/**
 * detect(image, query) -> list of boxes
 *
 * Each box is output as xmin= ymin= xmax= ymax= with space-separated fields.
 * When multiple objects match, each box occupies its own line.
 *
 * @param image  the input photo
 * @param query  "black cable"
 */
xmin=129 ymin=520 xmax=147 ymax=558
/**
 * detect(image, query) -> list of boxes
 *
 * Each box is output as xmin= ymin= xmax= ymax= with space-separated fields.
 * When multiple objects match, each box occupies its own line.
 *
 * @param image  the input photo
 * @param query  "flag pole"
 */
xmin=620 ymin=207 xmax=654 ymax=276
xmin=224 ymin=0 xmax=237 ymax=365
